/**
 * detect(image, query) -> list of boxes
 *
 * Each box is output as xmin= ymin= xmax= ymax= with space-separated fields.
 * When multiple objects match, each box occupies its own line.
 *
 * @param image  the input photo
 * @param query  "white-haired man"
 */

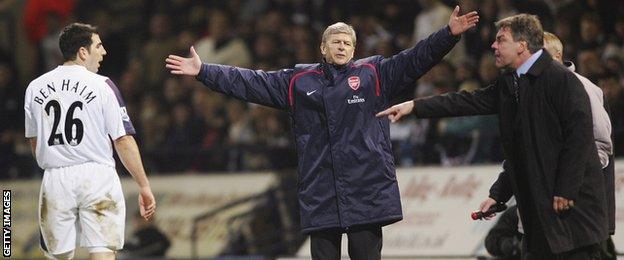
xmin=166 ymin=7 xmax=478 ymax=259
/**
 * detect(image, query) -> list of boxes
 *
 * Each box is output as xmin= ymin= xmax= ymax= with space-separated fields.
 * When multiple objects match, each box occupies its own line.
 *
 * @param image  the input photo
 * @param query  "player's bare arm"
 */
xmin=113 ymin=135 xmax=156 ymax=220
xmin=28 ymin=138 xmax=37 ymax=158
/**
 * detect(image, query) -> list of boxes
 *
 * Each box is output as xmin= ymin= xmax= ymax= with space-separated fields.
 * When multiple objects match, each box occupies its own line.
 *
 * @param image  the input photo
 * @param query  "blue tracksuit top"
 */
xmin=195 ymin=26 xmax=459 ymax=233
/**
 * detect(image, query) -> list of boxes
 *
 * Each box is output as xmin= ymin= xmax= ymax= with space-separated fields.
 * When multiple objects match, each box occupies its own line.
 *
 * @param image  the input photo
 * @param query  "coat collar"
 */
xmin=320 ymin=60 xmax=354 ymax=81
xmin=563 ymin=60 xmax=576 ymax=72
xmin=321 ymin=60 xmax=353 ymax=72
xmin=524 ymin=48 xmax=553 ymax=78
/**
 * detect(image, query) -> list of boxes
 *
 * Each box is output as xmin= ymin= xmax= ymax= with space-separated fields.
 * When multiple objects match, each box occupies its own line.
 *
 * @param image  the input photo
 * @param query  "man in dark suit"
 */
xmin=543 ymin=31 xmax=617 ymax=260
xmin=377 ymin=14 xmax=608 ymax=259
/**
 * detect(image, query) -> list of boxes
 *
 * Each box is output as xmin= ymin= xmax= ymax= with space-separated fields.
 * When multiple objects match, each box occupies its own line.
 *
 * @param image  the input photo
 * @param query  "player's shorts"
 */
xmin=38 ymin=162 xmax=125 ymax=255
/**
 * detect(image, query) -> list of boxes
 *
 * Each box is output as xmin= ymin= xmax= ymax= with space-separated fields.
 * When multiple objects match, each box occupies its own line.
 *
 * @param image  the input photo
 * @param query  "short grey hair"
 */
xmin=495 ymin=14 xmax=543 ymax=53
xmin=321 ymin=22 xmax=356 ymax=45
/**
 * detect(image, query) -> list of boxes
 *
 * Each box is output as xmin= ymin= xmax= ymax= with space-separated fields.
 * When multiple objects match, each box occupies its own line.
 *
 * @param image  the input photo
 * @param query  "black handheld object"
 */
xmin=471 ymin=203 xmax=507 ymax=220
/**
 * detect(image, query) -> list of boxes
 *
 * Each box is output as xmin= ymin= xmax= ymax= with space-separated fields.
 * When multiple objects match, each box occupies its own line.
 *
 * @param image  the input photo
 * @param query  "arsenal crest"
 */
xmin=348 ymin=76 xmax=360 ymax=91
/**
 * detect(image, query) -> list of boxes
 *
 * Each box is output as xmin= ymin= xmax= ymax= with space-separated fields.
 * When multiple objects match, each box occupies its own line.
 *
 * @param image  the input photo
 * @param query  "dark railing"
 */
xmin=190 ymin=189 xmax=273 ymax=258
xmin=189 ymin=170 xmax=304 ymax=259
xmin=140 ymin=145 xmax=297 ymax=174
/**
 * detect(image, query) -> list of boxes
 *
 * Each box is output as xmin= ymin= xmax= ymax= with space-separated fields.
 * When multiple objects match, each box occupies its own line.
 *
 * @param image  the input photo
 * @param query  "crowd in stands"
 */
xmin=1 ymin=0 xmax=624 ymax=178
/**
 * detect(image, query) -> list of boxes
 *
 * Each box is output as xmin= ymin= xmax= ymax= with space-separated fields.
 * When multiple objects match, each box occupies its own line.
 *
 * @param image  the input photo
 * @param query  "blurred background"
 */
xmin=1 ymin=0 xmax=624 ymax=259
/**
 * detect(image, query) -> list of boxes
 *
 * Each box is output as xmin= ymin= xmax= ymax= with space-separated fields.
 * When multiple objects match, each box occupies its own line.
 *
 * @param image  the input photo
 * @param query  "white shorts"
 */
xmin=39 ymin=162 xmax=125 ymax=255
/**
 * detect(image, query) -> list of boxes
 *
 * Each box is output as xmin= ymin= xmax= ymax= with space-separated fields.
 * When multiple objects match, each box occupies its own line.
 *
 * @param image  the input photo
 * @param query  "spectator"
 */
xmin=478 ymin=54 xmax=498 ymax=85
xmin=599 ymin=74 xmax=624 ymax=156
xmin=413 ymin=0 xmax=465 ymax=66
xmin=579 ymin=13 xmax=605 ymax=52
xmin=3 ymin=0 xmax=624 ymax=177
xmin=577 ymin=50 xmax=605 ymax=81
xmin=436 ymin=81 xmax=498 ymax=165
xmin=23 ymin=0 xmax=74 ymax=44
xmin=0 ymin=59 xmax=20 ymax=178
xmin=39 ymin=13 xmax=63 ymax=70
xmin=194 ymin=10 xmax=252 ymax=68
xmin=142 ymin=13 xmax=177 ymax=88
xmin=225 ymin=99 xmax=254 ymax=171
xmin=90 ymin=10 xmax=129 ymax=82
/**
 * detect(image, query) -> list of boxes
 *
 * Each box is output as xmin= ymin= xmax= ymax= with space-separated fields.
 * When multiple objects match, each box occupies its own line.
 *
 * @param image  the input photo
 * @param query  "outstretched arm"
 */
xmin=376 ymin=83 xmax=499 ymax=122
xmin=166 ymin=47 xmax=292 ymax=109
xmin=377 ymin=6 xmax=478 ymax=98
xmin=114 ymin=135 xmax=155 ymax=220
xmin=28 ymin=138 xmax=36 ymax=158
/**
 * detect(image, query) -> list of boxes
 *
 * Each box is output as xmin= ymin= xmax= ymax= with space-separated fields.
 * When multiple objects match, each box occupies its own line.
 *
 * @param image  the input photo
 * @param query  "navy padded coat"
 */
xmin=195 ymin=26 xmax=459 ymax=233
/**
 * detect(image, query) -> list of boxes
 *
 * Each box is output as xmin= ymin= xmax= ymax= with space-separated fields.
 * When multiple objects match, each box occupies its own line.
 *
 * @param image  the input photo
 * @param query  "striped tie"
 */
xmin=512 ymin=73 xmax=519 ymax=103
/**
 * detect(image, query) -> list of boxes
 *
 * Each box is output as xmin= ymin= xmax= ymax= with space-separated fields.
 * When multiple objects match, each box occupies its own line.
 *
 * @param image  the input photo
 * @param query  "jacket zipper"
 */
xmin=321 ymin=81 xmax=345 ymax=228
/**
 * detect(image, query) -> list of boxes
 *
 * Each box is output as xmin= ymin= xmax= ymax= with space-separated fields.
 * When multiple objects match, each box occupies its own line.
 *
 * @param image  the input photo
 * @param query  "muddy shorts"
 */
xmin=38 ymin=162 xmax=125 ymax=255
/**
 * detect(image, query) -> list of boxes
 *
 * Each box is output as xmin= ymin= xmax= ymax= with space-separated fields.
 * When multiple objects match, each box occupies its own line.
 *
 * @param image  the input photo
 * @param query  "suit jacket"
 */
xmin=414 ymin=50 xmax=608 ymax=253
xmin=603 ymin=96 xmax=616 ymax=235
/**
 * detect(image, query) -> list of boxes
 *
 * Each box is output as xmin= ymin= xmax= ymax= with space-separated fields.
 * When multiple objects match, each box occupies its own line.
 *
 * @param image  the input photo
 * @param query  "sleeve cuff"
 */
xmin=413 ymin=98 xmax=428 ymax=118
xmin=554 ymin=190 xmax=577 ymax=201
xmin=489 ymin=193 xmax=503 ymax=203
xmin=444 ymin=25 xmax=461 ymax=41
xmin=195 ymin=63 xmax=208 ymax=81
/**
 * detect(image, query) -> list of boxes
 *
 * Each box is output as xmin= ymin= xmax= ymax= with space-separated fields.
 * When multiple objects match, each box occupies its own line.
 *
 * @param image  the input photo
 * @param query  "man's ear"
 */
xmin=556 ymin=52 xmax=563 ymax=62
xmin=517 ymin=41 xmax=528 ymax=55
xmin=77 ymin=47 xmax=88 ymax=61
xmin=320 ymin=43 xmax=327 ymax=55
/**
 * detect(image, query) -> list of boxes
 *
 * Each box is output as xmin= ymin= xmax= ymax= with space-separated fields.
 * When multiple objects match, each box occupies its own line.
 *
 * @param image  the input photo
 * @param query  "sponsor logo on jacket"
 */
xmin=347 ymin=95 xmax=365 ymax=104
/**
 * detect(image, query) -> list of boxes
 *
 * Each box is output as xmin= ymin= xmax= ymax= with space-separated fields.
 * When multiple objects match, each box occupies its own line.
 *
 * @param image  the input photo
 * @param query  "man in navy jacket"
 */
xmin=166 ymin=6 xmax=478 ymax=259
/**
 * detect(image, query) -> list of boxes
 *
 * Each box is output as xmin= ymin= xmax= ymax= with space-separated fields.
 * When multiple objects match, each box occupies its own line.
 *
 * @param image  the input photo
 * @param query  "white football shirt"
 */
xmin=24 ymin=65 xmax=135 ymax=169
